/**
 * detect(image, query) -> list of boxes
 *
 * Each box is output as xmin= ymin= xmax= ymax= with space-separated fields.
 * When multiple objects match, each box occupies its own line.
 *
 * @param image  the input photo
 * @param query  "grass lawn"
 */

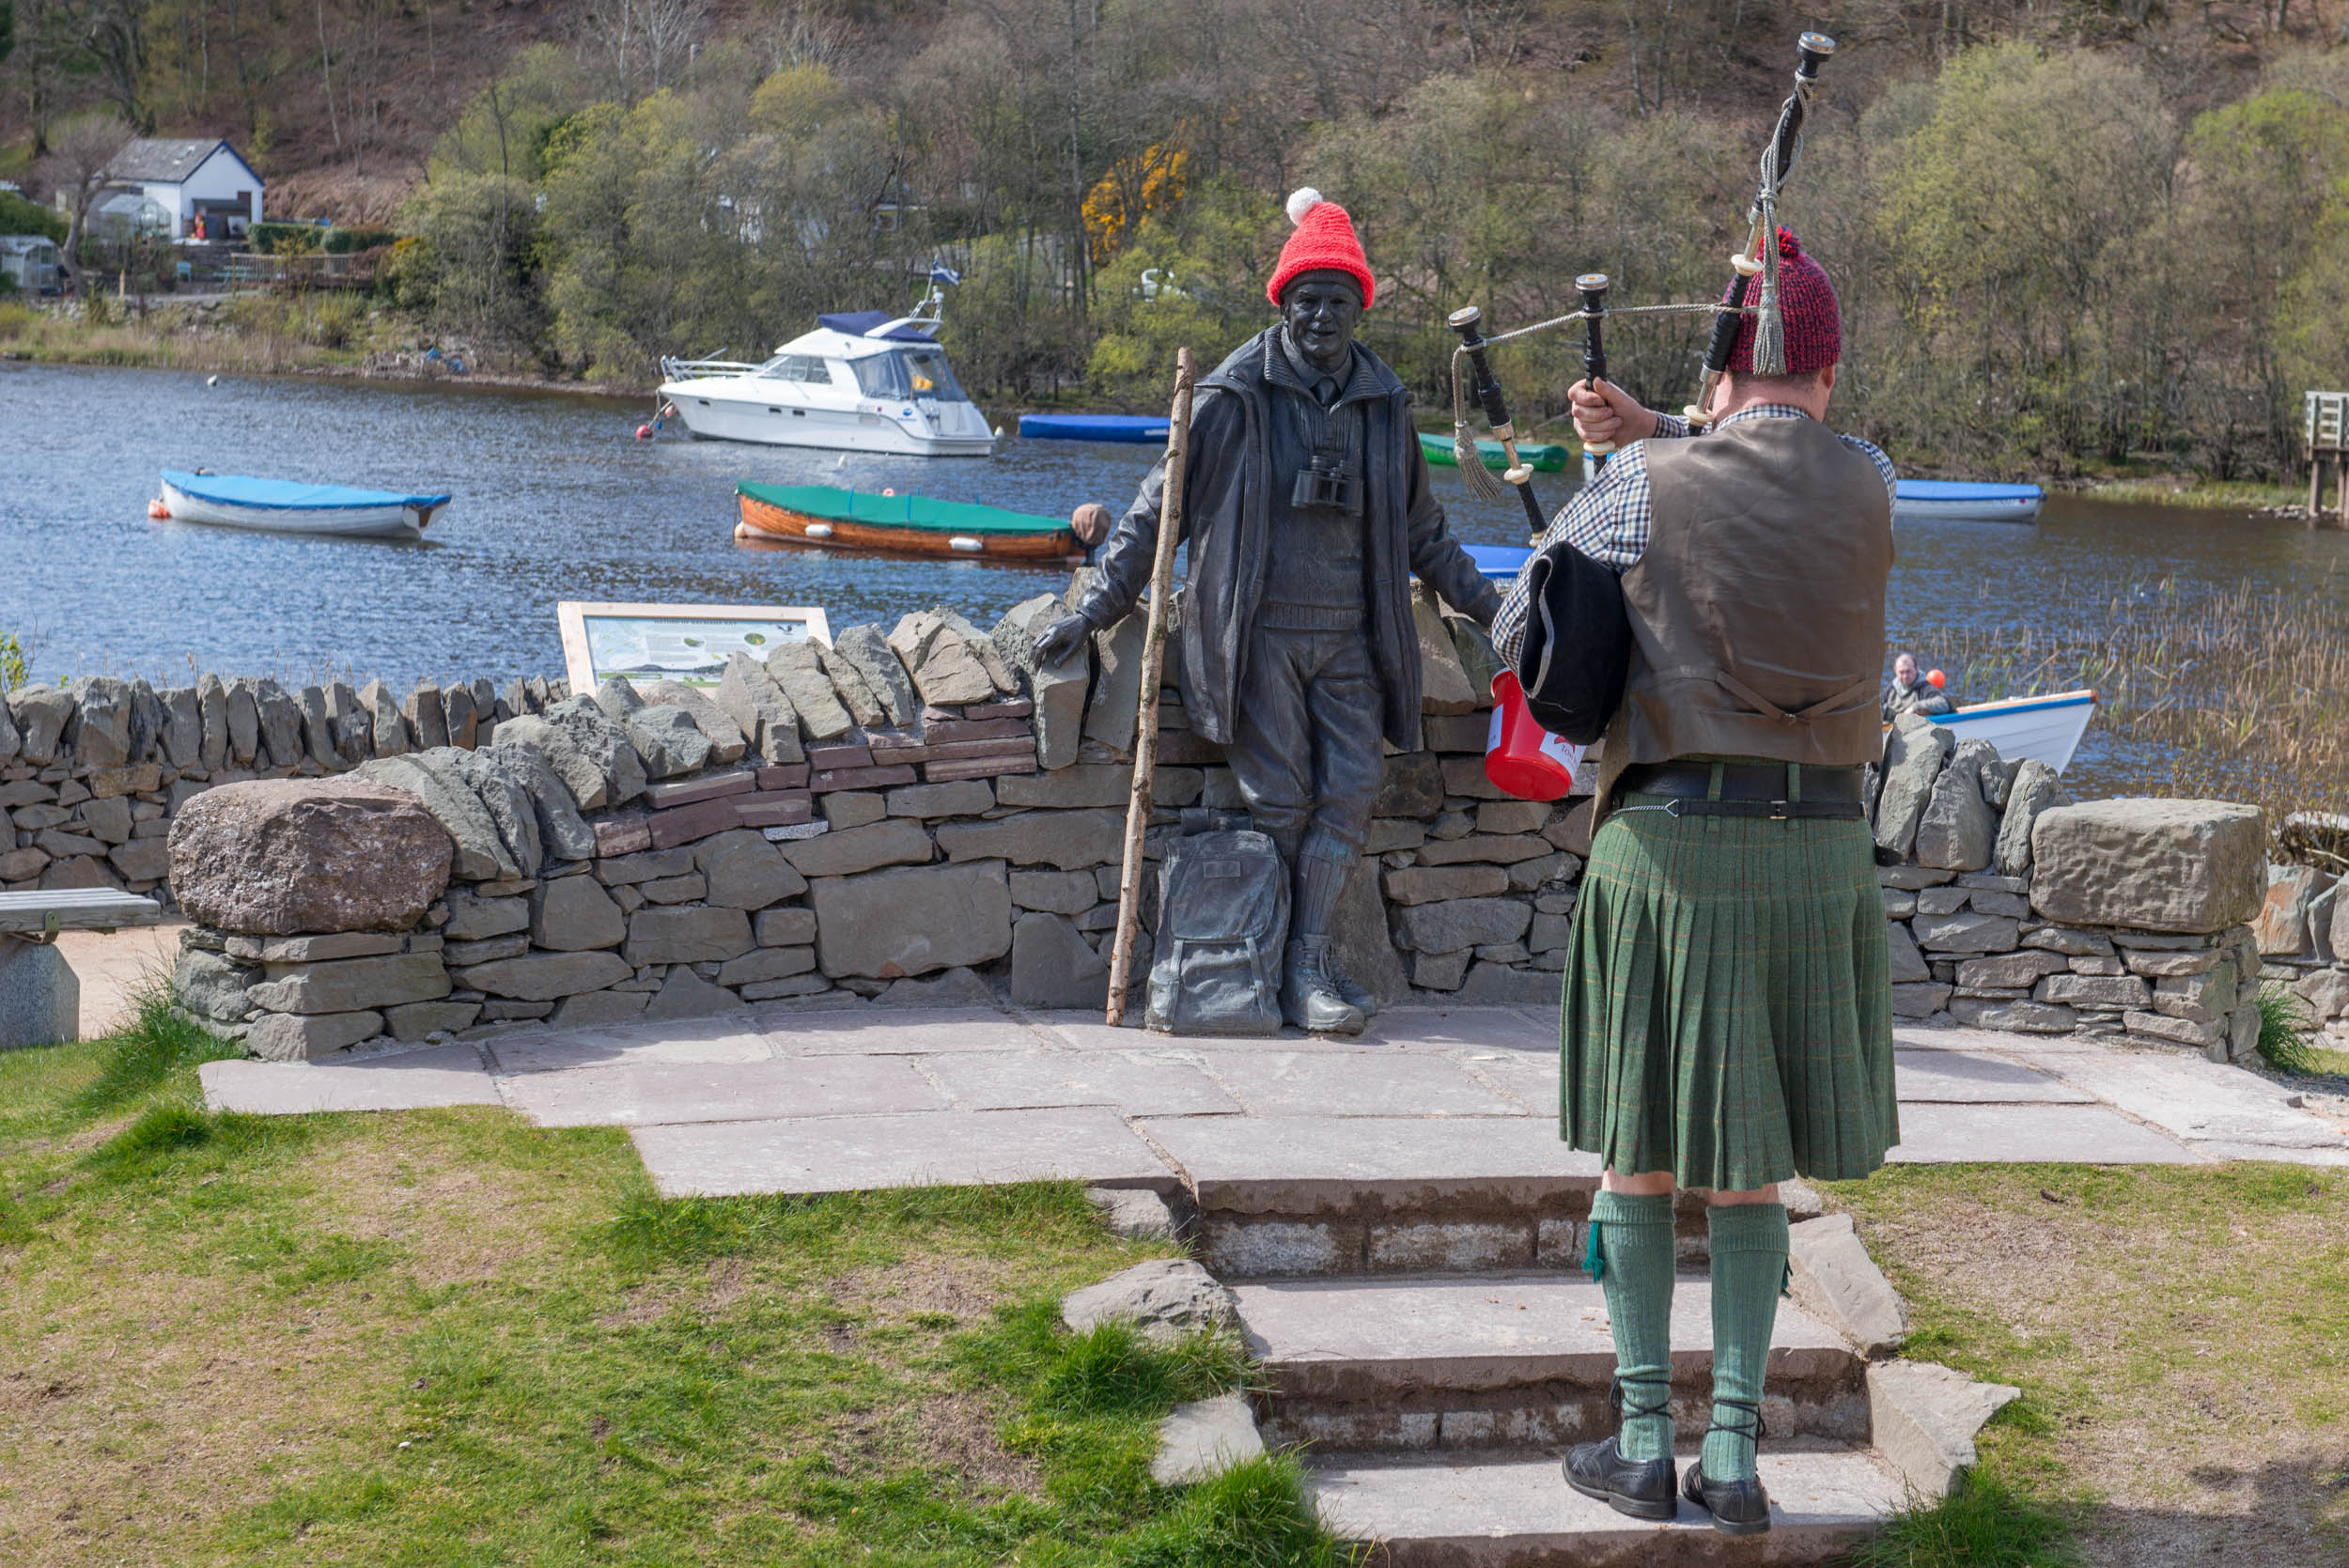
xmin=0 ymin=1001 xmax=1345 ymax=1566
xmin=1828 ymin=1163 xmax=2349 ymax=1568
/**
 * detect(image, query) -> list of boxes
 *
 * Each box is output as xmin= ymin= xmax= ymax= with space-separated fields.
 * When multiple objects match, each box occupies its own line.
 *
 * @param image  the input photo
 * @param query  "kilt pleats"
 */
xmin=1560 ymin=791 xmax=1899 ymax=1190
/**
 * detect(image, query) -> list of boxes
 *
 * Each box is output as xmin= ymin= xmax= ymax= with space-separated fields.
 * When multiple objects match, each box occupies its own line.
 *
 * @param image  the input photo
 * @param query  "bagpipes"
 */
xmin=1443 ymin=30 xmax=1837 ymax=532
xmin=1450 ymin=31 xmax=1835 ymax=755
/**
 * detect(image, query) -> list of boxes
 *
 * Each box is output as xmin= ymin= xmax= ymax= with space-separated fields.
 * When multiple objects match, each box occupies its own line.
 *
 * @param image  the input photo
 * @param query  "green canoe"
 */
xmin=1419 ymin=431 xmax=1571 ymax=473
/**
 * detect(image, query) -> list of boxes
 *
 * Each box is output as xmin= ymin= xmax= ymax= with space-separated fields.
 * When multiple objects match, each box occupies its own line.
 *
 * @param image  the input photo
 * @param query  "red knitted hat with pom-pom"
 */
xmin=1724 ymin=226 xmax=1840 ymax=374
xmin=1267 ymin=188 xmax=1376 ymax=309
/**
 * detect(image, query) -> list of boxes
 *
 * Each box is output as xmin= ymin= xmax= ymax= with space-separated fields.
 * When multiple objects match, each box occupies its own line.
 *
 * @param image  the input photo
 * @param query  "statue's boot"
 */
xmin=1283 ymin=937 xmax=1367 ymax=1035
xmin=1294 ymin=828 xmax=1377 ymax=1019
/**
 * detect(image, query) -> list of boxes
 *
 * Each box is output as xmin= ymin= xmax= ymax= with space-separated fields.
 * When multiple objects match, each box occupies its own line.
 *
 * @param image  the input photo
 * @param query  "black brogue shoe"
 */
xmin=1561 ymin=1436 xmax=1677 ymax=1522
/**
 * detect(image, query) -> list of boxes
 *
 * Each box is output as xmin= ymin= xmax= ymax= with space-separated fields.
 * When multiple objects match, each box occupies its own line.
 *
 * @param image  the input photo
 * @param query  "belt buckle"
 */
xmin=1768 ymin=800 xmax=1790 ymax=821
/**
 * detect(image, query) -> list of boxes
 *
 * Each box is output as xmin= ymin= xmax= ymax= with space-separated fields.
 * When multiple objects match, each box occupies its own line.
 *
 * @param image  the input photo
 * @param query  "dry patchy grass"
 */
xmin=1827 ymin=1164 xmax=2349 ymax=1568
xmin=0 ymin=1017 xmax=1341 ymax=1568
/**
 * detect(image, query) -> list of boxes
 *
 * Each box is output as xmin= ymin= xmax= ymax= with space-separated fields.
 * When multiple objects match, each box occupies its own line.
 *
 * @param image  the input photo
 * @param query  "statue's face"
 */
xmin=1280 ymin=271 xmax=1364 ymax=375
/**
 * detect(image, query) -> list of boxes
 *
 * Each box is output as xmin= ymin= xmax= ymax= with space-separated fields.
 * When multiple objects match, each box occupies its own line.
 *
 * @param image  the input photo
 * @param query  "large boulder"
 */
xmin=2030 ymin=800 xmax=2266 ymax=934
xmin=169 ymin=778 xmax=451 ymax=935
xmin=809 ymin=858 xmax=1012 ymax=978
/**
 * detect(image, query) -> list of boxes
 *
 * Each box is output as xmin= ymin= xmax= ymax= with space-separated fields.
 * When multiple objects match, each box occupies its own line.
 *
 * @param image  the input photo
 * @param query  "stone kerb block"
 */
xmin=1869 ymin=1361 xmax=2021 ymax=1500
xmin=1787 ymin=1213 xmax=1907 ymax=1355
xmin=169 ymin=778 xmax=451 ymax=935
xmin=810 ymin=857 xmax=1012 ymax=978
xmin=2031 ymin=800 xmax=2265 ymax=934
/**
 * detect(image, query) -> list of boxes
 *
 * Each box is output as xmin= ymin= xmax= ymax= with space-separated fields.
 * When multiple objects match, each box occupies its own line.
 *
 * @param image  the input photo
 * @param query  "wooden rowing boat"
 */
xmin=158 ymin=470 xmax=450 ymax=540
xmin=735 ymin=481 xmax=1081 ymax=562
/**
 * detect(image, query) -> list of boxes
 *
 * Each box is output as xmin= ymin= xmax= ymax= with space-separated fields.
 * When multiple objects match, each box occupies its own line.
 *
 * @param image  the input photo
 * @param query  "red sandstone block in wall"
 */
xmin=961 ymin=699 xmax=1034 ymax=721
xmin=923 ymin=755 xmax=1040 ymax=783
xmin=923 ymin=718 xmax=1034 ymax=744
xmin=805 ymin=743 xmax=874 ymax=772
xmin=736 ymin=790 xmax=815 ymax=828
xmin=643 ymin=768 xmax=756 ymax=809
xmin=921 ymin=737 xmax=1037 ymax=763
xmin=592 ymin=813 xmax=652 ymax=858
xmin=756 ymin=764 xmax=811 ymax=790
xmin=810 ymin=764 xmax=919 ymax=793
xmin=646 ymin=795 xmax=745 ymax=850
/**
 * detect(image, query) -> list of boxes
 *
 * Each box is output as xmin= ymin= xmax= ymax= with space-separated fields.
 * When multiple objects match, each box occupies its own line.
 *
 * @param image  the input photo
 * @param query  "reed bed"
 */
xmin=1900 ymin=578 xmax=2349 ymax=831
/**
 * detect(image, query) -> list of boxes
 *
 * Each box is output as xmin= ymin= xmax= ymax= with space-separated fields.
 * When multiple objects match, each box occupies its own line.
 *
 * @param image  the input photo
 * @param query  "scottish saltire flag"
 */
xmin=929 ymin=263 xmax=963 ymax=287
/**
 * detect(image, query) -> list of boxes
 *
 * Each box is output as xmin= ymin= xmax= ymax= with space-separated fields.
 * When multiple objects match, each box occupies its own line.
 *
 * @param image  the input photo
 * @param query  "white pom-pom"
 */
xmin=1285 ymin=187 xmax=1325 ymax=226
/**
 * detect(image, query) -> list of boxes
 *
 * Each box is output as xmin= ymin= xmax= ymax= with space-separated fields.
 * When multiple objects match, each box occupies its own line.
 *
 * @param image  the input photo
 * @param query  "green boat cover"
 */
xmin=738 ymin=481 xmax=1067 ymax=536
xmin=1417 ymin=431 xmax=1570 ymax=473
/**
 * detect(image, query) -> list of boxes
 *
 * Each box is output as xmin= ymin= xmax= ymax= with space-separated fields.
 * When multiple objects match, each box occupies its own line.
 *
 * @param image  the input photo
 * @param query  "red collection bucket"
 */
xmin=1484 ymin=670 xmax=1585 ymax=801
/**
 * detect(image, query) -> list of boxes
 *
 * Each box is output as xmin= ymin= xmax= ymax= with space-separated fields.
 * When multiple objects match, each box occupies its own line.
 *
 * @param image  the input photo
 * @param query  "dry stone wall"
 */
xmin=1869 ymin=713 xmax=2268 ymax=1063
xmin=12 ymin=597 xmax=2273 ymax=1065
xmin=154 ymin=586 xmax=1593 ymax=1060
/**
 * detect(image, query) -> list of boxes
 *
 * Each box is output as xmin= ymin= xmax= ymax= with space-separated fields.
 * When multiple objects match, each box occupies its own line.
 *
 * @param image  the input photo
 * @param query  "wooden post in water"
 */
xmin=1105 ymin=347 xmax=1196 ymax=1025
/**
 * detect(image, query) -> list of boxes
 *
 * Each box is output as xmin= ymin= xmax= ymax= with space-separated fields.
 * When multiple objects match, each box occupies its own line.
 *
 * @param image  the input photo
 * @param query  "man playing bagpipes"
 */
xmin=1489 ymin=227 xmax=1900 ymax=1535
xmin=1035 ymin=189 xmax=1501 ymax=1035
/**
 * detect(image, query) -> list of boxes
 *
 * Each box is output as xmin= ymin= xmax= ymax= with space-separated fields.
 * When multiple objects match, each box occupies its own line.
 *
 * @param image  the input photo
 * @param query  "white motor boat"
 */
xmin=656 ymin=280 xmax=995 ymax=458
xmin=1928 ymin=689 xmax=2097 ymax=773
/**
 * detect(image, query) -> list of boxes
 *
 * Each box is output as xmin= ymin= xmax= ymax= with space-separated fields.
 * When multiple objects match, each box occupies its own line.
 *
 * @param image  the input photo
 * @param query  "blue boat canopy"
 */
xmin=1018 ymin=412 xmax=1172 ymax=443
xmin=1893 ymin=479 xmax=2044 ymax=502
xmin=163 ymin=470 xmax=452 ymax=511
xmin=817 ymin=311 xmax=937 ymax=341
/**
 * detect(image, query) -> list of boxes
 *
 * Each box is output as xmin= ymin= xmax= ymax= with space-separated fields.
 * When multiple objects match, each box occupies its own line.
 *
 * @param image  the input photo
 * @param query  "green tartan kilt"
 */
xmin=1559 ymin=790 xmax=1899 ymax=1190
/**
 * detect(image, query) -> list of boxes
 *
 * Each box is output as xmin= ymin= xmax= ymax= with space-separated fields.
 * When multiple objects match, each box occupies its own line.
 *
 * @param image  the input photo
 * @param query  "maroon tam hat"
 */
xmin=1725 ymin=226 xmax=1840 ymax=375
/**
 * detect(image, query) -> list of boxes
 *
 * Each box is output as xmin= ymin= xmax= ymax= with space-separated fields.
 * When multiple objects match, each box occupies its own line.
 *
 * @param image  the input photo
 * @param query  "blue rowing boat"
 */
xmin=1466 ymin=544 xmax=1532 ymax=582
xmin=1893 ymin=478 xmax=2044 ymax=525
xmin=158 ymin=470 xmax=452 ymax=539
xmin=1018 ymin=412 xmax=1171 ymax=443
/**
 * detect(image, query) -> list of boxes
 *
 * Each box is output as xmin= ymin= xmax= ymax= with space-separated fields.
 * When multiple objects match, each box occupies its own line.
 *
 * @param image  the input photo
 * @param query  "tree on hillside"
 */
xmin=39 ymin=112 xmax=130 ymax=292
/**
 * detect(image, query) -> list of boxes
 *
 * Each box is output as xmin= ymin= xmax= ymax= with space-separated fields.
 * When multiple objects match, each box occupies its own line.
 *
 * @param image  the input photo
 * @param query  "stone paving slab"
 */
xmin=1449 ymin=1048 xmax=1562 ymax=1110
xmin=923 ymin=1049 xmax=1244 ymax=1116
xmin=1993 ymin=1044 xmax=2349 ymax=1151
xmin=1893 ymin=1023 xmax=2105 ymax=1053
xmin=1307 ymin=1448 xmax=1899 ymax=1564
xmin=500 ymin=1056 xmax=945 ymax=1127
xmin=759 ymin=1007 xmax=1056 ymax=1056
xmin=1886 ymin=1102 xmax=2201 ymax=1164
xmin=630 ymin=1106 xmax=1177 ymax=1196
xmin=490 ymin=1018 xmax=776 ymax=1074
xmin=200 ymin=1045 xmax=501 ymax=1114
xmin=1030 ymin=1012 xmax=1395 ymax=1053
xmin=1141 ymin=1115 xmax=1603 ymax=1212
xmin=1361 ymin=1007 xmax=1561 ymax=1053
xmin=1235 ymin=1274 xmax=1852 ymax=1391
xmin=1890 ymin=1049 xmax=2092 ymax=1105
xmin=1201 ymin=1051 xmax=1531 ymax=1119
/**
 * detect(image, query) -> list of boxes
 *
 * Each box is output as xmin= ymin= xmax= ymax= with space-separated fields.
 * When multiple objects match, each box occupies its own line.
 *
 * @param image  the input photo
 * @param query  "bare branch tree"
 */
xmin=39 ymin=113 xmax=132 ymax=292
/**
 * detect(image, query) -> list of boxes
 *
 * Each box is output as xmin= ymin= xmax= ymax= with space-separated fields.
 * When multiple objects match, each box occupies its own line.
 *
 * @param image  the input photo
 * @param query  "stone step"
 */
xmin=1140 ymin=1116 xmax=1735 ymax=1277
xmin=1236 ymin=1273 xmax=1867 ymax=1453
xmin=1307 ymin=1446 xmax=1900 ymax=1566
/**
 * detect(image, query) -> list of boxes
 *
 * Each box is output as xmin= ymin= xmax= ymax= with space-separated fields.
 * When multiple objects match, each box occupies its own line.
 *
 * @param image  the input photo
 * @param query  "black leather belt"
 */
xmin=1614 ymin=761 xmax=1867 ymax=820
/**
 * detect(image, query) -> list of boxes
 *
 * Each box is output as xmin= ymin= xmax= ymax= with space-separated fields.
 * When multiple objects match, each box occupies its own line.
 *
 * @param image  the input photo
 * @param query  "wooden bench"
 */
xmin=0 ymin=889 xmax=165 ymax=1049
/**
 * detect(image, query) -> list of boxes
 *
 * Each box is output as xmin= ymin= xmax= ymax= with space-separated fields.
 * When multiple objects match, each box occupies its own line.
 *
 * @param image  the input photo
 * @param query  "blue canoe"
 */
xmin=1467 ymin=544 xmax=1532 ymax=582
xmin=1893 ymin=478 xmax=2043 ymax=524
xmin=1018 ymin=412 xmax=1171 ymax=443
xmin=159 ymin=471 xmax=452 ymax=539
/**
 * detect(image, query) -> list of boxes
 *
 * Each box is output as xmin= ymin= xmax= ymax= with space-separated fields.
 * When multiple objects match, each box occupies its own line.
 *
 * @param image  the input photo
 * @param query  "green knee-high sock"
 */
xmin=1703 ymin=1203 xmax=1789 ymax=1483
xmin=1587 ymin=1189 xmax=1676 ymax=1462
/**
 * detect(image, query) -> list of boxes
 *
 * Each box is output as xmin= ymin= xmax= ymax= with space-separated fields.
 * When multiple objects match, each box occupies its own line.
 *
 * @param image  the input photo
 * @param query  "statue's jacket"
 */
xmin=1073 ymin=327 xmax=1497 ymax=754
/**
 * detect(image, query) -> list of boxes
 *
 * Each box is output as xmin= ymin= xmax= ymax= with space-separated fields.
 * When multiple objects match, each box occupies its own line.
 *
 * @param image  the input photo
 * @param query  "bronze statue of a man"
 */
xmin=1035 ymin=189 xmax=1500 ymax=1033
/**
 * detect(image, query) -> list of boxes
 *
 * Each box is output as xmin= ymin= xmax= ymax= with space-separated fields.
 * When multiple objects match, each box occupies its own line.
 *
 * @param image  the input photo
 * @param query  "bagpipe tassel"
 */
xmin=1750 ymin=194 xmax=1790 ymax=378
xmin=1455 ymin=421 xmax=1505 ymax=501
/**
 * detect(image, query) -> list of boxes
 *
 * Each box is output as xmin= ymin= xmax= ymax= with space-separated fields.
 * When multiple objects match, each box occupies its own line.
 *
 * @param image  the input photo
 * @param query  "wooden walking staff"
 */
xmin=1105 ymin=346 xmax=1197 ymax=1025
xmin=1686 ymin=31 xmax=1835 ymax=429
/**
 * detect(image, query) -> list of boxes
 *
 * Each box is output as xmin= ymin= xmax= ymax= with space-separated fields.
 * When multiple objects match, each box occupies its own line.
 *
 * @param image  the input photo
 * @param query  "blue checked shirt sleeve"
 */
xmin=1489 ymin=435 xmax=1670 ymax=670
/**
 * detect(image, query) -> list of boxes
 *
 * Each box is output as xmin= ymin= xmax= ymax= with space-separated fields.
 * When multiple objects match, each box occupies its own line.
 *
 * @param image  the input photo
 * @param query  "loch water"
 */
xmin=10 ymin=361 xmax=2348 ymax=803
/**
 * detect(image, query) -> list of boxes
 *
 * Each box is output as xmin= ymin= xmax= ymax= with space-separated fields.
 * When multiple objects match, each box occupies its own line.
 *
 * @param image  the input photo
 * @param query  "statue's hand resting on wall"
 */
xmin=1033 ymin=614 xmax=1093 ymax=668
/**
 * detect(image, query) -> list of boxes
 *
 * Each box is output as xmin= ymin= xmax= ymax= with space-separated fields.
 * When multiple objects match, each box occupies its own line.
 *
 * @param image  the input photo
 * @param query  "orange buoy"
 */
xmin=1483 ymin=670 xmax=1583 ymax=801
xmin=635 ymin=423 xmax=654 ymax=440
xmin=148 ymin=497 xmax=170 ymax=520
xmin=1926 ymin=669 xmax=1947 ymax=689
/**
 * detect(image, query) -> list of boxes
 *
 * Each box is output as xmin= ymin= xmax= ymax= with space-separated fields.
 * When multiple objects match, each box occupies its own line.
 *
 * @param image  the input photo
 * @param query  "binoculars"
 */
xmin=1292 ymin=450 xmax=1362 ymax=514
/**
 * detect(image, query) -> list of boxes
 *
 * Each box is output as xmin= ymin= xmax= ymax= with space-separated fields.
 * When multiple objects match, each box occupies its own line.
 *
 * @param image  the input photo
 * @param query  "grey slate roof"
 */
xmin=102 ymin=138 xmax=256 ymax=185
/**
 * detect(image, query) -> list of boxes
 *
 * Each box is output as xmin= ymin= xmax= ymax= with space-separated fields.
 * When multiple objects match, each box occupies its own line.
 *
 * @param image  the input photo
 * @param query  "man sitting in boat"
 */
xmin=1881 ymin=651 xmax=1952 ymax=721
xmin=1069 ymin=503 xmax=1113 ymax=564
xmin=1034 ymin=188 xmax=1501 ymax=1035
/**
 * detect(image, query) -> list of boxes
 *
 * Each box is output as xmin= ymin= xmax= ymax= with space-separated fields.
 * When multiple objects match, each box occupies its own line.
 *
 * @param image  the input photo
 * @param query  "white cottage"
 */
xmin=94 ymin=138 xmax=265 ymax=241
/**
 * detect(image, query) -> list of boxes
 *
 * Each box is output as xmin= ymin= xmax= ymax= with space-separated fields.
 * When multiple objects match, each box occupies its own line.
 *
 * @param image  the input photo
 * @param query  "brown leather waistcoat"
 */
xmin=1591 ymin=414 xmax=1893 ymax=823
